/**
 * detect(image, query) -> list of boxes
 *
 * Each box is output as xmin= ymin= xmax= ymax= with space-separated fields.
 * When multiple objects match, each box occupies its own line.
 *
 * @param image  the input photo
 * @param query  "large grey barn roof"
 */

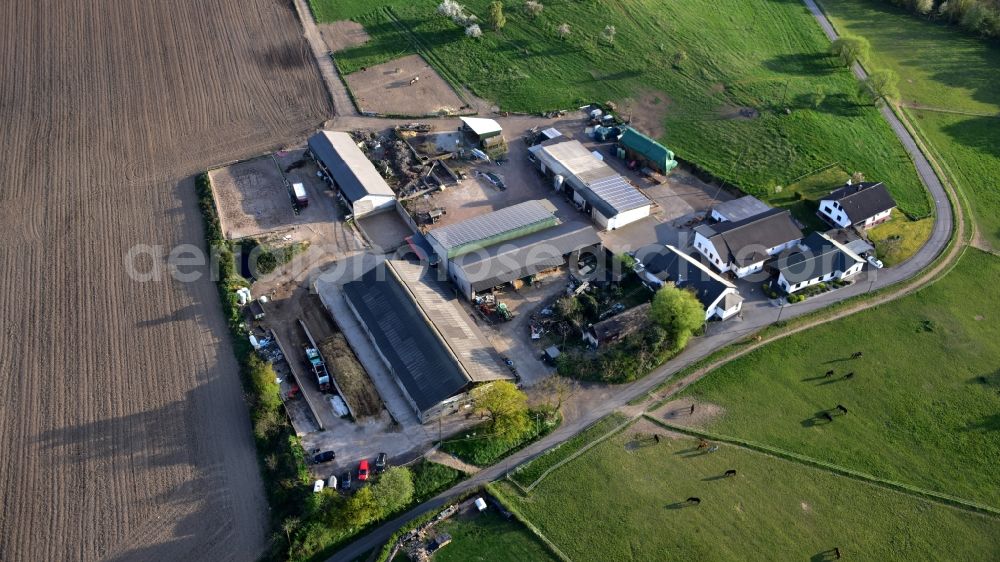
xmin=388 ymin=260 xmax=510 ymax=383
xmin=308 ymin=131 xmax=395 ymax=203
xmin=775 ymin=232 xmax=863 ymax=284
xmin=454 ymin=221 xmax=601 ymax=293
xmin=342 ymin=267 xmax=469 ymax=413
xmin=711 ymin=195 xmax=771 ymax=222
xmin=823 ymin=182 xmax=896 ymax=224
xmin=695 ymin=208 xmax=802 ymax=267
xmin=428 ymin=200 xmax=558 ymax=257
xmin=529 ymin=138 xmax=650 ymax=217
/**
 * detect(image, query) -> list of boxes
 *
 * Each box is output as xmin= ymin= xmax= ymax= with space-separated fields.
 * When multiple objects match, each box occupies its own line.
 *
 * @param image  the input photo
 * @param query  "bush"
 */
xmin=441 ymin=409 xmax=560 ymax=466
xmin=411 ymin=460 xmax=464 ymax=502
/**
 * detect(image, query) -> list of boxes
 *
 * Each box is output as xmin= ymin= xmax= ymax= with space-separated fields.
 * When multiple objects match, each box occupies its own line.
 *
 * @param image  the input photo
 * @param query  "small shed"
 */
xmin=543 ymin=345 xmax=561 ymax=364
xmin=249 ymin=300 xmax=266 ymax=320
xmin=460 ymin=117 xmax=503 ymax=146
xmin=617 ymin=127 xmax=678 ymax=173
xmin=583 ymin=302 xmax=652 ymax=348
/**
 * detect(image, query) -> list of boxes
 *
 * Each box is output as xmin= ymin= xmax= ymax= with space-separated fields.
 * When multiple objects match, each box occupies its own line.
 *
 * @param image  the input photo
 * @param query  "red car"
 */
xmin=358 ymin=459 xmax=370 ymax=481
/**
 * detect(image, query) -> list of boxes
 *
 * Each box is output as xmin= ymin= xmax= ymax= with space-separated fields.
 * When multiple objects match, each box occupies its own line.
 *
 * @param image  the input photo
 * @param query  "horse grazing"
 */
xmin=824 ymin=370 xmax=835 ymax=377
xmin=724 ymin=469 xmax=737 ymax=477
xmin=697 ymin=439 xmax=711 ymax=450
xmin=851 ymin=351 xmax=864 ymax=359
xmin=843 ymin=372 xmax=855 ymax=380
xmin=836 ymin=404 xmax=849 ymax=415
xmin=821 ymin=412 xmax=835 ymax=423
xmin=686 ymin=497 xmax=701 ymax=505
xmin=409 ymin=76 xmax=420 ymax=85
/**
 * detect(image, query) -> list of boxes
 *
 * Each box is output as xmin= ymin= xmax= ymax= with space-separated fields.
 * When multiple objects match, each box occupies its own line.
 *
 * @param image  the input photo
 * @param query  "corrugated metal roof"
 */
xmin=528 ymin=139 xmax=650 ymax=217
xmin=711 ymin=195 xmax=771 ymax=222
xmin=389 ymin=260 xmax=511 ymax=383
xmin=618 ymin=127 xmax=676 ymax=171
xmin=308 ymin=131 xmax=395 ymax=203
xmin=454 ymin=222 xmax=601 ymax=292
xmin=427 ymin=200 xmax=558 ymax=257
xmin=460 ymin=117 xmax=502 ymax=137
xmin=342 ymin=267 xmax=469 ymax=413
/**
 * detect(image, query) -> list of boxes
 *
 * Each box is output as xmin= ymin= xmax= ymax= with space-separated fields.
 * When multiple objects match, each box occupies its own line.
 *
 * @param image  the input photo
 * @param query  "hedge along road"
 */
xmin=324 ymin=11 xmax=957 ymax=562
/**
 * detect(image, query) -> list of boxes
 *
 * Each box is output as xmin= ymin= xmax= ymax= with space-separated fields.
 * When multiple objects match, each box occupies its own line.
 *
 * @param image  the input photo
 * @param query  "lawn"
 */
xmin=510 ymin=412 xmax=628 ymax=488
xmin=867 ymin=214 xmax=933 ymax=266
xmin=493 ymin=419 xmax=1000 ymax=561
xmin=818 ymin=0 xmax=1000 ymax=248
xmin=441 ymin=411 xmax=560 ymax=467
xmin=675 ymin=249 xmax=1000 ymax=508
xmin=431 ymin=509 xmax=559 ymax=562
xmin=314 ymin=0 xmax=930 ymax=219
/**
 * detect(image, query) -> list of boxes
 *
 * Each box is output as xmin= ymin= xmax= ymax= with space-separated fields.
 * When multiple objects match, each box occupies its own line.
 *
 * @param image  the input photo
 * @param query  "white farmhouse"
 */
xmin=634 ymin=244 xmax=743 ymax=321
xmin=818 ymin=181 xmax=896 ymax=229
xmin=775 ymin=232 xmax=865 ymax=294
xmin=307 ymin=130 xmax=396 ymax=218
xmin=693 ymin=209 xmax=802 ymax=278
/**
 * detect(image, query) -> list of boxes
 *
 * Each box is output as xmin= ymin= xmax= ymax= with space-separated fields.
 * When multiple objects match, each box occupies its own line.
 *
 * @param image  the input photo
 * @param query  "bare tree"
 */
xmin=601 ymin=24 xmax=617 ymax=44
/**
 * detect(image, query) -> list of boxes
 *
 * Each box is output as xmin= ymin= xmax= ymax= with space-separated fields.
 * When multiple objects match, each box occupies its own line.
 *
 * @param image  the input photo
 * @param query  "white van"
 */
xmin=292 ymin=182 xmax=308 ymax=207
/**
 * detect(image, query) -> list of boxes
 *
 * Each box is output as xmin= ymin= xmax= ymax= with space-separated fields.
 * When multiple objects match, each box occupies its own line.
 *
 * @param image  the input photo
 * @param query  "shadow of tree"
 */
xmin=941 ymin=115 xmax=1000 ymax=158
xmin=763 ymin=53 xmax=836 ymax=76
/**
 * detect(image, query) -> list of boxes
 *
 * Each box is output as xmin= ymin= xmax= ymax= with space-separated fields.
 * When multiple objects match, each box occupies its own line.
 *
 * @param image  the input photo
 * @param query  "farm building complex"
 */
xmin=529 ymin=135 xmax=652 ymax=230
xmin=427 ymin=200 xmax=601 ymax=300
xmin=308 ymin=130 xmax=396 ymax=218
xmin=818 ymin=181 xmax=896 ymax=229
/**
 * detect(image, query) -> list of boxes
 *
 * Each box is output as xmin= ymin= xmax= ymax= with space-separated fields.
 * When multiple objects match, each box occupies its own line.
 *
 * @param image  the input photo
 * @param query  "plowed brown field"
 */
xmin=0 ymin=1 xmax=330 ymax=560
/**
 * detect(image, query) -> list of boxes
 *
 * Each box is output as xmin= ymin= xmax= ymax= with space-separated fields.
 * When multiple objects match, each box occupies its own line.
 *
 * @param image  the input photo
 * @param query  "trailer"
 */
xmin=299 ymin=319 xmax=331 ymax=392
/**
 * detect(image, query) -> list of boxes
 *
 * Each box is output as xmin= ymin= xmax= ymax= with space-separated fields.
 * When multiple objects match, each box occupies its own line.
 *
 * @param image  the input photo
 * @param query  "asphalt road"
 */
xmin=326 ymin=4 xmax=954 ymax=559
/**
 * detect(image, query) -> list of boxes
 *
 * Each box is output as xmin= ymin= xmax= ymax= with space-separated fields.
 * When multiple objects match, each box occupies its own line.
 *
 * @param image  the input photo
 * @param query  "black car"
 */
xmin=339 ymin=471 xmax=352 ymax=490
xmin=313 ymin=450 xmax=335 ymax=464
xmin=374 ymin=452 xmax=388 ymax=474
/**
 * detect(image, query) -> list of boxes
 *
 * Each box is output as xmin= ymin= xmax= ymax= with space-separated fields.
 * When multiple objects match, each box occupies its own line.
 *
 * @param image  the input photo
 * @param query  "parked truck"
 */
xmin=292 ymin=182 xmax=308 ymax=207
xmin=305 ymin=347 xmax=331 ymax=392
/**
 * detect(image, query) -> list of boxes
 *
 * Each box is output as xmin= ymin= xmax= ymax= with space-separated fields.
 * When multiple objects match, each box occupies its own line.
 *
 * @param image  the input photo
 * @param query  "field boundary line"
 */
xmin=487 ymin=484 xmax=573 ymax=562
xmin=898 ymin=103 xmax=1000 ymax=118
xmin=513 ymin=414 xmax=636 ymax=493
xmin=642 ymin=416 xmax=1000 ymax=519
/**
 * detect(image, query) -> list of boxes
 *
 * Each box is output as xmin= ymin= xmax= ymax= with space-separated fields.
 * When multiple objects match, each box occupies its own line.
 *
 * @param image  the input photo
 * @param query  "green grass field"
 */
xmin=818 ymin=0 xmax=1000 ymax=248
xmin=313 ymin=0 xmax=930 ymax=218
xmin=676 ymin=249 xmax=1000 ymax=508
xmin=431 ymin=509 xmax=559 ymax=562
xmin=494 ymin=420 xmax=1000 ymax=561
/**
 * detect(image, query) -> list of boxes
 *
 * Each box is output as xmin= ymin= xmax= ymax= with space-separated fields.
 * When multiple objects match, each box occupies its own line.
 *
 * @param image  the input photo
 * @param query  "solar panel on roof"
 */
xmin=587 ymin=175 xmax=650 ymax=213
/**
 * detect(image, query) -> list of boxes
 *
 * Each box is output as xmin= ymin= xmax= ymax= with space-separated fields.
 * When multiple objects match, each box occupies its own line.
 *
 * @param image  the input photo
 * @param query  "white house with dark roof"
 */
xmin=693 ymin=208 xmax=802 ymax=278
xmin=818 ymin=181 xmax=896 ymax=229
xmin=528 ymin=135 xmax=651 ymax=230
xmin=775 ymin=232 xmax=865 ymax=294
xmin=634 ymin=244 xmax=743 ymax=321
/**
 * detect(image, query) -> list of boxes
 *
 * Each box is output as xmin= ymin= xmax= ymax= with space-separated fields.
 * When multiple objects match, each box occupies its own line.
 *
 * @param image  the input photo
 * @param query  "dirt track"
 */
xmin=0 ymin=1 xmax=330 ymax=560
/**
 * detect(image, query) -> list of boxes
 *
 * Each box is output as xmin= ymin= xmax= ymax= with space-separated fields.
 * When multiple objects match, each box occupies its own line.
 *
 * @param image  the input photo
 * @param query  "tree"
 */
xmin=488 ymin=0 xmax=506 ymax=31
xmin=914 ymin=0 xmax=934 ymax=15
xmin=465 ymin=24 xmax=483 ymax=38
xmin=536 ymin=375 xmax=576 ymax=412
xmin=850 ymin=171 xmax=866 ymax=184
xmin=862 ymin=69 xmax=899 ymax=104
xmin=672 ymin=50 xmax=688 ymax=68
xmin=829 ymin=36 xmax=870 ymax=67
xmin=601 ymin=24 xmax=617 ymax=44
xmin=650 ymin=283 xmax=704 ymax=350
xmin=281 ymin=516 xmax=300 ymax=545
xmin=342 ymin=486 xmax=378 ymax=528
xmin=554 ymin=295 xmax=580 ymax=321
xmin=557 ymin=22 xmax=571 ymax=39
xmin=371 ymin=467 xmax=414 ymax=517
xmin=472 ymin=381 xmax=531 ymax=440
xmin=524 ymin=0 xmax=543 ymax=17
